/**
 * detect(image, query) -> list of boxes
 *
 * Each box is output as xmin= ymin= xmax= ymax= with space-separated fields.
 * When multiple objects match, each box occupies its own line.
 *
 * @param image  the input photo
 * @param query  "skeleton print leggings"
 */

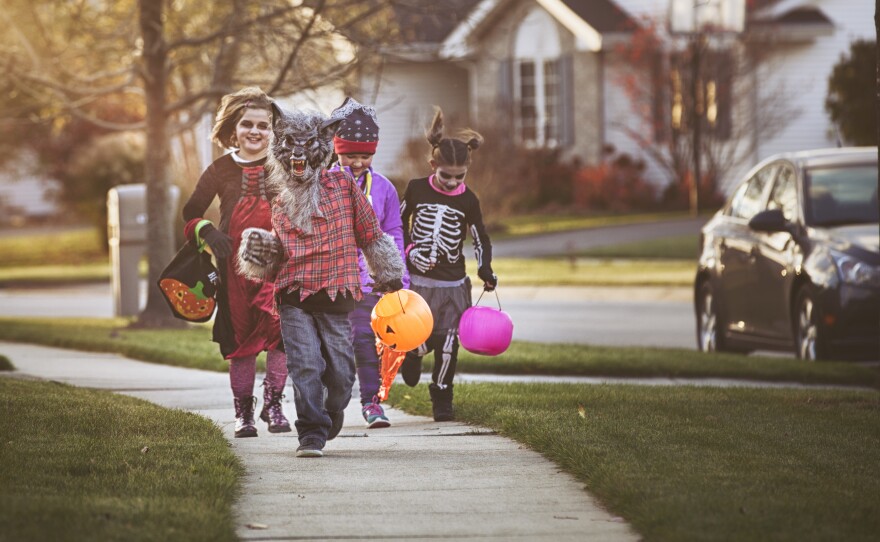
xmin=405 ymin=276 xmax=472 ymax=389
xmin=407 ymin=330 xmax=460 ymax=388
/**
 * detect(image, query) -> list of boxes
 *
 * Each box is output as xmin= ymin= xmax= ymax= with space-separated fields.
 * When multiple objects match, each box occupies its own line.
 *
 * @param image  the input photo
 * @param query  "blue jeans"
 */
xmin=349 ymin=294 xmax=381 ymax=405
xmin=279 ymin=305 xmax=355 ymax=447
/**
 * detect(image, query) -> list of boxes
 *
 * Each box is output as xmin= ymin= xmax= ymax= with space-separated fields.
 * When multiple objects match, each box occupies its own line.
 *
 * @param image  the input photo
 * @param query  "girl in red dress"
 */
xmin=182 ymin=87 xmax=290 ymax=437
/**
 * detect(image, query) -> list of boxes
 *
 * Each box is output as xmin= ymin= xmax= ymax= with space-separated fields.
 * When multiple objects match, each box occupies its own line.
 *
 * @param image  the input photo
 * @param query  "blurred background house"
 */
xmin=0 ymin=151 xmax=62 ymax=227
xmin=346 ymin=0 xmax=872 ymax=208
xmin=1 ymin=0 xmax=873 ymax=228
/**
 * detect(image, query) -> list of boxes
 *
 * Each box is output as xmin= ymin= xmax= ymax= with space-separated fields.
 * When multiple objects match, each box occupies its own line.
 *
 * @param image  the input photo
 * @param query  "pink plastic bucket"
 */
xmin=459 ymin=304 xmax=514 ymax=356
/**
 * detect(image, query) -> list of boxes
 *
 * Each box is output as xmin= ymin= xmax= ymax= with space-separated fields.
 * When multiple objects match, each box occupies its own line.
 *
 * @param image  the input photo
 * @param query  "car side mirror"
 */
xmin=748 ymin=209 xmax=790 ymax=233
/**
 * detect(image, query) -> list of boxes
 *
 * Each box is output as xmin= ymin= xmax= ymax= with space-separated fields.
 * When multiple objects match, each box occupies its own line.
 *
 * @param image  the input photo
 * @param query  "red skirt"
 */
xmin=224 ymin=194 xmax=281 ymax=359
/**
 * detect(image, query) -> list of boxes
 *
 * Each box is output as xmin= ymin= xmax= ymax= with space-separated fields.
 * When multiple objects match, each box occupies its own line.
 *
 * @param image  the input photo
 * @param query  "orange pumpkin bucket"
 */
xmin=370 ymin=289 xmax=434 ymax=352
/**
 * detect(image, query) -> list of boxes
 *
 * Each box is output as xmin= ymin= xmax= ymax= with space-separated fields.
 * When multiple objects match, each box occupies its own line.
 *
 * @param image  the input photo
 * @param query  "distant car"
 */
xmin=694 ymin=147 xmax=880 ymax=361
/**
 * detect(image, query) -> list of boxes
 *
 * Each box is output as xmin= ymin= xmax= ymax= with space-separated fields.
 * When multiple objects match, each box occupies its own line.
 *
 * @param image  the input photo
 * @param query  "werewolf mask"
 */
xmin=238 ymin=103 xmax=406 ymax=292
xmin=266 ymin=104 xmax=343 ymax=233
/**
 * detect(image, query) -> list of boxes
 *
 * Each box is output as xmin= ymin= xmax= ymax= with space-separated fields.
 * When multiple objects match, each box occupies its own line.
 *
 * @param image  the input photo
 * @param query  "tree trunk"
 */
xmin=134 ymin=0 xmax=184 ymax=328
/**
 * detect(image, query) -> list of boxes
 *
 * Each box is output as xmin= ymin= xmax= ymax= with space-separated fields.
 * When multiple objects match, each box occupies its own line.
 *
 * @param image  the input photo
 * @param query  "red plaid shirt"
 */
xmin=271 ymin=169 xmax=383 ymax=302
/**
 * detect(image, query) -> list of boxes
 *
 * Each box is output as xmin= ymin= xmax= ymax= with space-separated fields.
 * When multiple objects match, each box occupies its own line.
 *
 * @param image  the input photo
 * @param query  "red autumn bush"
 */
xmin=573 ymin=149 xmax=657 ymax=211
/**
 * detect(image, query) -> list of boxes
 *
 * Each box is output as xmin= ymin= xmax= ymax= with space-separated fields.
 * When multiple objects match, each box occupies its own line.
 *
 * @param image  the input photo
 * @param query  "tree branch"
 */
xmin=166 ymin=4 xmax=298 ymax=51
xmin=267 ymin=0 xmax=325 ymax=96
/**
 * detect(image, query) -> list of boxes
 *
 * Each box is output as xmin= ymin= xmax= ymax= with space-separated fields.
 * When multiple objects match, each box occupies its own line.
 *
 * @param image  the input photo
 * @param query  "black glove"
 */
xmin=200 ymin=224 xmax=233 ymax=259
xmin=478 ymin=266 xmax=497 ymax=291
xmin=371 ymin=277 xmax=404 ymax=294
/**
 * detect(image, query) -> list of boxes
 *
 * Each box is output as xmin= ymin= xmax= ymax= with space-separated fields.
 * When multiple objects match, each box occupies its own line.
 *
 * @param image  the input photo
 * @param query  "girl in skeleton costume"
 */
xmin=399 ymin=107 xmax=498 ymax=421
xmin=182 ymin=87 xmax=290 ymax=438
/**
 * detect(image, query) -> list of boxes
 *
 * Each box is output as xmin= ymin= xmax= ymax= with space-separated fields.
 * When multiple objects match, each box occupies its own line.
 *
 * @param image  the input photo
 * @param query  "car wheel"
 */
xmin=794 ymin=287 xmax=826 ymax=361
xmin=697 ymin=281 xmax=724 ymax=353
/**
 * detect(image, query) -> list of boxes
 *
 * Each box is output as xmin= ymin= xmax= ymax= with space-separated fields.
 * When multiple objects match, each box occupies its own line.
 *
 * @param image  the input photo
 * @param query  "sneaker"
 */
xmin=362 ymin=399 xmax=391 ymax=429
xmin=296 ymin=443 xmax=324 ymax=458
xmin=327 ymin=410 xmax=344 ymax=441
xmin=400 ymin=355 xmax=421 ymax=387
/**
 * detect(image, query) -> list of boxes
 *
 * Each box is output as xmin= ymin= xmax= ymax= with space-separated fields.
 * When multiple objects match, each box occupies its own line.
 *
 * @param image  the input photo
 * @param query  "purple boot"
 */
xmin=259 ymin=383 xmax=292 ymax=433
xmin=234 ymin=396 xmax=258 ymax=438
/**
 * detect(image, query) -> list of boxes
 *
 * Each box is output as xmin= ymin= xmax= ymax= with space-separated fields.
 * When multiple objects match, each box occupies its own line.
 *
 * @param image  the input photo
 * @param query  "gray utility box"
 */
xmin=107 ymin=184 xmax=179 ymax=317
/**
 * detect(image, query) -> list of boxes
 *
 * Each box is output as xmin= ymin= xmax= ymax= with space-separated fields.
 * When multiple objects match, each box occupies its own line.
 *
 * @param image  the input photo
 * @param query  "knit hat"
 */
xmin=331 ymin=97 xmax=379 ymax=154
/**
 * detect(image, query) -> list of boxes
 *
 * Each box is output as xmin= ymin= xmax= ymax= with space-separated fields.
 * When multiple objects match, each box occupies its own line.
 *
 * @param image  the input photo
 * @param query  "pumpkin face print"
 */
xmin=160 ymin=278 xmax=216 ymax=321
xmin=370 ymin=289 xmax=433 ymax=352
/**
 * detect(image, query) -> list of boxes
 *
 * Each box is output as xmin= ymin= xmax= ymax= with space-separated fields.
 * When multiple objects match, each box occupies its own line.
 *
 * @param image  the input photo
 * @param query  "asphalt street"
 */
xmin=0 ymin=282 xmax=696 ymax=349
xmin=1 ymin=218 xmax=704 ymax=350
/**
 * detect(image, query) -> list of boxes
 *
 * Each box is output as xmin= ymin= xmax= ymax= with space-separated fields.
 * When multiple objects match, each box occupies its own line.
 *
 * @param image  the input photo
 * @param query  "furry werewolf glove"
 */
xmin=370 ymin=276 xmax=404 ymax=294
xmin=237 ymin=228 xmax=282 ymax=281
xmin=363 ymin=233 xmax=405 ymax=294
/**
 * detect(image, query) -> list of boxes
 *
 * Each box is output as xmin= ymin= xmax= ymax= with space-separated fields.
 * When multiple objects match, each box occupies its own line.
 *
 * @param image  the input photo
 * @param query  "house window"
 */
xmin=514 ymin=8 xmax=562 ymax=148
xmin=543 ymin=59 xmax=559 ymax=144
xmin=668 ymin=50 xmax=733 ymax=141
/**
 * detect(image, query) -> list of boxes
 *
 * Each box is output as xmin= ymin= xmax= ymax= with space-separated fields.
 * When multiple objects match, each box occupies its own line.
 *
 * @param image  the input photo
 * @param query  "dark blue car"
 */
xmin=694 ymin=147 xmax=879 ymax=361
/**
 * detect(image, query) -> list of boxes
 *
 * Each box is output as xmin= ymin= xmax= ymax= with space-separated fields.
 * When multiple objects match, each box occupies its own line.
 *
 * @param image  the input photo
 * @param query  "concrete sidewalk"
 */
xmin=1 ymin=341 xmax=637 ymax=541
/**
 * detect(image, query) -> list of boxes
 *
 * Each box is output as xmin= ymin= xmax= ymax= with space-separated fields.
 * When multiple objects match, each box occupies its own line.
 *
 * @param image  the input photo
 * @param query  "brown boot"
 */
xmin=234 ymin=396 xmax=258 ymax=438
xmin=259 ymin=383 xmax=292 ymax=433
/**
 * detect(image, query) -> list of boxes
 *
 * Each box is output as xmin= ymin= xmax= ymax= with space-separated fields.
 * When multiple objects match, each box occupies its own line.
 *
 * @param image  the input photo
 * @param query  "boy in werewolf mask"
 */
xmin=237 ymin=104 xmax=404 ymax=458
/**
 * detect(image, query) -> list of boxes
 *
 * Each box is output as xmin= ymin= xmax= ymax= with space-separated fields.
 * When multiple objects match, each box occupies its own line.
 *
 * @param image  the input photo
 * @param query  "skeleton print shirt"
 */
xmin=400 ymin=176 xmax=493 ymax=282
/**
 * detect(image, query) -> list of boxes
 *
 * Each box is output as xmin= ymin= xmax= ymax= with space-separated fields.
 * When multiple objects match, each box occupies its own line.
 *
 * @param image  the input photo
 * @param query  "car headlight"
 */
xmin=831 ymin=250 xmax=880 ymax=287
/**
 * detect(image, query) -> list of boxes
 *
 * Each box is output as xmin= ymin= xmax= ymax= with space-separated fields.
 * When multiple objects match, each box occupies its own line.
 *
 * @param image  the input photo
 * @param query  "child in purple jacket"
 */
xmin=329 ymin=97 xmax=409 ymax=428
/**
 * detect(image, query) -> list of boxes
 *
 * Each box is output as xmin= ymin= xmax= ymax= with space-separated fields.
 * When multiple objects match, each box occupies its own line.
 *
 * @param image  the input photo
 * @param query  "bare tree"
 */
xmin=2 ymin=0 xmax=401 ymax=326
xmin=613 ymin=18 xmax=796 ymax=209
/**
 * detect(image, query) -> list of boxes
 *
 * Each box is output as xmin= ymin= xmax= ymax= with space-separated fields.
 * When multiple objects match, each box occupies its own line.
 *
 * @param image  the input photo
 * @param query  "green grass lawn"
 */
xmin=7 ymin=216 xmax=877 ymax=540
xmin=2 ymin=317 xmax=878 ymax=541
xmin=1 ymin=317 xmax=877 ymax=388
xmin=388 ymin=383 xmax=880 ymax=542
xmin=0 ymin=317 xmax=249 ymax=373
xmin=0 ymin=219 xmax=699 ymax=287
xmin=0 ymin=228 xmax=106 ymax=268
xmin=492 ymin=257 xmax=695 ymax=286
xmin=575 ymin=233 xmax=700 ymax=260
xmin=0 ymin=256 xmax=695 ymax=288
xmin=0 ymin=377 xmax=241 ymax=542
xmin=495 ymin=210 xmax=695 ymax=237
xmin=0 ymin=262 xmax=113 ymax=285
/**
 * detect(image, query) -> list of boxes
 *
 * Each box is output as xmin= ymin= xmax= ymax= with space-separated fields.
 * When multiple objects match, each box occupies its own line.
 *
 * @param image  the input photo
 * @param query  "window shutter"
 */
xmin=558 ymin=55 xmax=574 ymax=147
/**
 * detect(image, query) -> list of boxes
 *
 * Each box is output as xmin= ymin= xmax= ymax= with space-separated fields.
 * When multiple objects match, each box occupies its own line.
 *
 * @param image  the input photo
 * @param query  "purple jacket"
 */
xmin=329 ymin=164 xmax=410 ymax=293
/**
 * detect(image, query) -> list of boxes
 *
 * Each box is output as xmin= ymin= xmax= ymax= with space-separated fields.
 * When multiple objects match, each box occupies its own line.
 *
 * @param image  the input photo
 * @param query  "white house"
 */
xmin=353 ymin=0 xmax=874 ymax=193
xmin=0 ymin=151 xmax=62 ymax=226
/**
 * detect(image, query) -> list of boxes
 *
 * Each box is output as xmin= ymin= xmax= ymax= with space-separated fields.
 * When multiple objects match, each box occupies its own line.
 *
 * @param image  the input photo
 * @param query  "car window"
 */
xmin=806 ymin=164 xmax=879 ymax=226
xmin=729 ymin=165 xmax=775 ymax=220
xmin=767 ymin=165 xmax=797 ymax=222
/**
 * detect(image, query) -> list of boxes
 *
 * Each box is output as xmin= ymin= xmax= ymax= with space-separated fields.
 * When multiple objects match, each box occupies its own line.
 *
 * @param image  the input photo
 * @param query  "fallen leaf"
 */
xmin=141 ymin=446 xmax=149 ymax=454
xmin=245 ymin=523 xmax=269 ymax=530
xmin=577 ymin=403 xmax=586 ymax=419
